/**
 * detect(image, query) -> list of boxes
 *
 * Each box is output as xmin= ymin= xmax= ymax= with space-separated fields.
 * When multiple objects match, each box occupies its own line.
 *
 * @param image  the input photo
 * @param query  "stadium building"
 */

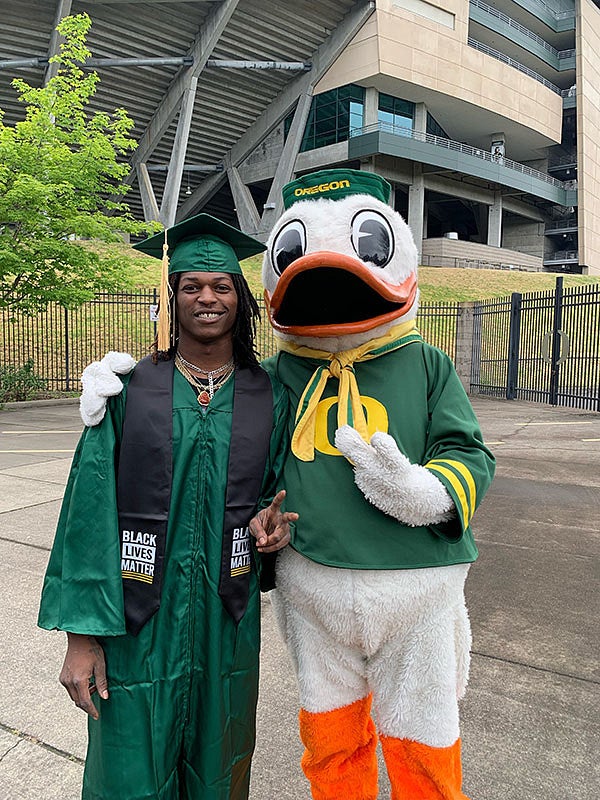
xmin=1 ymin=0 xmax=599 ymax=274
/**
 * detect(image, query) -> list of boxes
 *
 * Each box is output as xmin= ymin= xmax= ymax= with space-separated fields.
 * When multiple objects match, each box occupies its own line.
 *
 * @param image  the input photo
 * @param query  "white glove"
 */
xmin=334 ymin=425 xmax=455 ymax=527
xmin=80 ymin=351 xmax=136 ymax=427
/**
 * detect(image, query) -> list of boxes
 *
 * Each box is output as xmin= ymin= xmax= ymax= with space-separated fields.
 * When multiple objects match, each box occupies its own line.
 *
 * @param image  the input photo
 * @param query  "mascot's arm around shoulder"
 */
xmin=335 ymin=347 xmax=495 ymax=533
xmin=80 ymin=351 xmax=137 ymax=427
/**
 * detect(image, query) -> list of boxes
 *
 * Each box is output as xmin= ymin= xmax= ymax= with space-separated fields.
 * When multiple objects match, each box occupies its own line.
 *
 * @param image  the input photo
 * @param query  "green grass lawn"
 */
xmin=118 ymin=244 xmax=599 ymax=302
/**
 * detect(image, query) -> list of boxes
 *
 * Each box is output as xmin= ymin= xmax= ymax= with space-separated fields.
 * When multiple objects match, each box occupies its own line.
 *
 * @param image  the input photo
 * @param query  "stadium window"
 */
xmin=426 ymin=113 xmax=450 ymax=139
xmin=299 ymin=85 xmax=365 ymax=152
xmin=378 ymin=93 xmax=414 ymax=133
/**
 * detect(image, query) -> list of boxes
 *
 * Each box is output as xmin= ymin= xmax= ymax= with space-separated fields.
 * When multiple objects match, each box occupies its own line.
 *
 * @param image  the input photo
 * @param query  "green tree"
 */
xmin=0 ymin=13 xmax=155 ymax=313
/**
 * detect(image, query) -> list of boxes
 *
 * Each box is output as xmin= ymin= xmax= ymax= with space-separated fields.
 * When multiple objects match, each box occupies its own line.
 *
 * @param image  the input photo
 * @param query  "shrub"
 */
xmin=0 ymin=360 xmax=48 ymax=402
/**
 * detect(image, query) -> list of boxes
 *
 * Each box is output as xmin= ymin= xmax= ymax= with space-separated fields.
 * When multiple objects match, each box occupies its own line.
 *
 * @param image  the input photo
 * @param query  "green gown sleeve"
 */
xmin=422 ymin=346 xmax=496 ymax=542
xmin=37 ymin=392 xmax=128 ymax=636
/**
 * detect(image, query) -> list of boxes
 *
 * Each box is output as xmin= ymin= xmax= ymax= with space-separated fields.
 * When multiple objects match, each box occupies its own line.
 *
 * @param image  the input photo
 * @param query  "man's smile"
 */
xmin=194 ymin=310 xmax=225 ymax=320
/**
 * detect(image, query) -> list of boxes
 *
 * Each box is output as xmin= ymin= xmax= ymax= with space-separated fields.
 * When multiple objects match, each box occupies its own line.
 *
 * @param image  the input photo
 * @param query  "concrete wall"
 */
xmin=502 ymin=220 xmax=547 ymax=260
xmin=576 ymin=0 xmax=600 ymax=276
xmin=314 ymin=0 xmax=564 ymax=146
xmin=454 ymin=302 xmax=477 ymax=392
xmin=239 ymin=139 xmax=351 ymax=186
xmin=243 ymin=125 xmax=285 ymax=168
xmin=422 ymin=237 xmax=543 ymax=270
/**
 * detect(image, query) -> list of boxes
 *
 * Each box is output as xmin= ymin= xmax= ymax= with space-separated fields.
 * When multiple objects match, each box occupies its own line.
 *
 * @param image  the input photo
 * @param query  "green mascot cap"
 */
xmin=282 ymin=168 xmax=391 ymax=210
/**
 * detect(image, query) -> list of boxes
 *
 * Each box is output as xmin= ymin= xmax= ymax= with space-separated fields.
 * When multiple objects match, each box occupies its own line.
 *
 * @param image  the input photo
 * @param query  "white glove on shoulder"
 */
xmin=334 ymin=425 xmax=455 ymax=527
xmin=80 ymin=351 xmax=136 ymax=427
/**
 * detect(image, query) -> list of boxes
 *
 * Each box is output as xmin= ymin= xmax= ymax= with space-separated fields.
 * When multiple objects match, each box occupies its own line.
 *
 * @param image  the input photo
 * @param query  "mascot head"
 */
xmin=262 ymin=168 xmax=419 ymax=350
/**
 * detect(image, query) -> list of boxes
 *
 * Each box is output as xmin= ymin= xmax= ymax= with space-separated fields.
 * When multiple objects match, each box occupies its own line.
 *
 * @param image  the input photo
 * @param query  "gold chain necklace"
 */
xmin=175 ymin=355 xmax=234 ymax=407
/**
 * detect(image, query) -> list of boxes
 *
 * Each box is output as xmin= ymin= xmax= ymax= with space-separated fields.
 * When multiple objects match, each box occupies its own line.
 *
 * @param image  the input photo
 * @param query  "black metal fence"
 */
xmin=2 ymin=283 xmax=599 ymax=412
xmin=418 ymin=301 xmax=459 ymax=361
xmin=1 ymin=291 xmax=278 ymax=391
xmin=471 ymin=279 xmax=600 ymax=411
xmin=0 ymin=293 xmax=460 ymax=392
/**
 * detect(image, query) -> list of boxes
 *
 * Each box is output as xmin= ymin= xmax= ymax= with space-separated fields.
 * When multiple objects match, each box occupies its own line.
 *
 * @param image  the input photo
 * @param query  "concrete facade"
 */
xmin=238 ymin=0 xmax=600 ymax=276
xmin=421 ymin=237 xmax=543 ymax=270
xmin=577 ymin=0 xmax=600 ymax=274
xmin=4 ymin=2 xmax=596 ymax=274
xmin=317 ymin=0 xmax=564 ymax=142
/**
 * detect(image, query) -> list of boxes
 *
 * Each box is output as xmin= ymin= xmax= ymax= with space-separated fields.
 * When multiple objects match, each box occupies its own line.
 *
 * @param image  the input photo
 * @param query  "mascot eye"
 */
xmin=351 ymin=211 xmax=394 ymax=268
xmin=271 ymin=220 xmax=306 ymax=275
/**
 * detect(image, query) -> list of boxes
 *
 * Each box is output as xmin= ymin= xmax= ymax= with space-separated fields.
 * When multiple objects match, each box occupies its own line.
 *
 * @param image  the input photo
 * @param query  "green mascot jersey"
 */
xmin=263 ymin=340 xmax=495 ymax=570
xmin=38 ymin=367 xmax=289 ymax=800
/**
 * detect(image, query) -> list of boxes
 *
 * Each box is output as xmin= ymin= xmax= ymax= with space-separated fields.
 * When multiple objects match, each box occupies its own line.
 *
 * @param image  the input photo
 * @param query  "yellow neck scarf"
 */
xmin=278 ymin=321 xmax=422 ymax=461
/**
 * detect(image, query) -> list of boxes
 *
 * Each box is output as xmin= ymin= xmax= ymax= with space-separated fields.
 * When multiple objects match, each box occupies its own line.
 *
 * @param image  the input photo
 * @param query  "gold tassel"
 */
xmin=157 ymin=229 xmax=172 ymax=352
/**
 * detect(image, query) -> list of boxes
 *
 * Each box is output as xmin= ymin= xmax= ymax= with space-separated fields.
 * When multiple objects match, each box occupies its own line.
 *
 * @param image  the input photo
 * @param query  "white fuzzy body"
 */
xmin=271 ymin=548 xmax=471 ymax=747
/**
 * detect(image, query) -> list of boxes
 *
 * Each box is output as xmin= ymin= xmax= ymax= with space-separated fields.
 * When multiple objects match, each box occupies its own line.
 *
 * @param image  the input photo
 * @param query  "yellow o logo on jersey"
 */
xmin=314 ymin=396 xmax=389 ymax=456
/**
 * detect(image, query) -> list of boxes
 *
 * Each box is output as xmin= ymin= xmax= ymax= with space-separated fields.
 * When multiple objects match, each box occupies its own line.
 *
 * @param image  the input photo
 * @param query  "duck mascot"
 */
xmin=258 ymin=168 xmax=495 ymax=800
xmin=79 ymin=167 xmax=495 ymax=800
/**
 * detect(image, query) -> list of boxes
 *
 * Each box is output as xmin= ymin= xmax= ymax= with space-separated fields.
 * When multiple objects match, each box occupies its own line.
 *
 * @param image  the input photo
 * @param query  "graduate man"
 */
xmin=38 ymin=214 xmax=297 ymax=800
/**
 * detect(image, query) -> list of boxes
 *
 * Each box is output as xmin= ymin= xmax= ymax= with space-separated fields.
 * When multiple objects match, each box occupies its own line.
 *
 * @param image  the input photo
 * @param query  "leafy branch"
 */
xmin=0 ymin=13 xmax=158 ymax=314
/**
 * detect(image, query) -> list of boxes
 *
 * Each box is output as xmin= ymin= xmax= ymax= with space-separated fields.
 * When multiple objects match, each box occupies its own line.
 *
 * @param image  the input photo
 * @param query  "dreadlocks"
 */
xmin=151 ymin=272 xmax=261 ymax=368
xmin=230 ymin=272 xmax=261 ymax=368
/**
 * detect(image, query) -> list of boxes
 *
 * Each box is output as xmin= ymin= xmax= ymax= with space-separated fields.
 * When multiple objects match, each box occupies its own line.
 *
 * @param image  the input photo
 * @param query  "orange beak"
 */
xmin=265 ymin=251 xmax=417 ymax=338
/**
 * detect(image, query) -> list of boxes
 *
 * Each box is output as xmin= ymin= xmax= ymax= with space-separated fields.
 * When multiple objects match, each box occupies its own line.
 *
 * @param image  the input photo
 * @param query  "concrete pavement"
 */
xmin=0 ymin=397 xmax=598 ymax=799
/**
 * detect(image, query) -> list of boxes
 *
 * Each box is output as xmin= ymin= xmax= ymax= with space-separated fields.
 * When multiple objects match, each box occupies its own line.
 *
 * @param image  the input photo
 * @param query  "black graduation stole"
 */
xmin=117 ymin=357 xmax=273 ymax=635
xmin=218 ymin=365 xmax=273 ymax=623
xmin=117 ymin=356 xmax=172 ymax=636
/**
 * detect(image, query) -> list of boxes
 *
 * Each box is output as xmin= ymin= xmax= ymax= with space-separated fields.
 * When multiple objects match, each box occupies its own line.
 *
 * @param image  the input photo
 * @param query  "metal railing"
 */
xmin=545 ymin=218 xmax=577 ymax=230
xmin=417 ymin=302 xmax=460 ymax=361
xmin=467 ymin=38 xmax=562 ymax=94
xmin=3 ymin=284 xmax=599 ymax=412
xmin=350 ymin=122 xmax=566 ymax=189
xmin=421 ymin=254 xmax=541 ymax=271
xmin=521 ymin=0 xmax=575 ymax=20
xmin=0 ymin=293 xmax=465 ymax=393
xmin=470 ymin=0 xmax=560 ymax=55
xmin=0 ymin=291 xmax=277 ymax=392
xmin=544 ymin=250 xmax=578 ymax=262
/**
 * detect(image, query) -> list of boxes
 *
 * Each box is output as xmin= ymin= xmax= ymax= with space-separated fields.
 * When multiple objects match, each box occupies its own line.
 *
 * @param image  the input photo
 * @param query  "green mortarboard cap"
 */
xmin=282 ymin=168 xmax=391 ymax=210
xmin=132 ymin=213 xmax=266 ymax=275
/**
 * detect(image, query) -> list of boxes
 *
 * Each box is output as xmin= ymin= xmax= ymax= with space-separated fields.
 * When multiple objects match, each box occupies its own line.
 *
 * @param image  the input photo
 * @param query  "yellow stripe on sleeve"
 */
xmin=429 ymin=459 xmax=477 ymax=515
xmin=426 ymin=463 xmax=471 ymax=528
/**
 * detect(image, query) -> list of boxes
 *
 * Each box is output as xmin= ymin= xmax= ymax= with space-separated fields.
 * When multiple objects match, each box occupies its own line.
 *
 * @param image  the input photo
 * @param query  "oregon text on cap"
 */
xmin=294 ymin=179 xmax=351 ymax=198
xmin=282 ymin=169 xmax=391 ymax=209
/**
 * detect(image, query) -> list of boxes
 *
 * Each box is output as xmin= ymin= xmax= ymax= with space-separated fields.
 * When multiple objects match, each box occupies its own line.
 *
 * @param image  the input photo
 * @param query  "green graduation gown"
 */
xmin=38 ymin=367 xmax=289 ymax=800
